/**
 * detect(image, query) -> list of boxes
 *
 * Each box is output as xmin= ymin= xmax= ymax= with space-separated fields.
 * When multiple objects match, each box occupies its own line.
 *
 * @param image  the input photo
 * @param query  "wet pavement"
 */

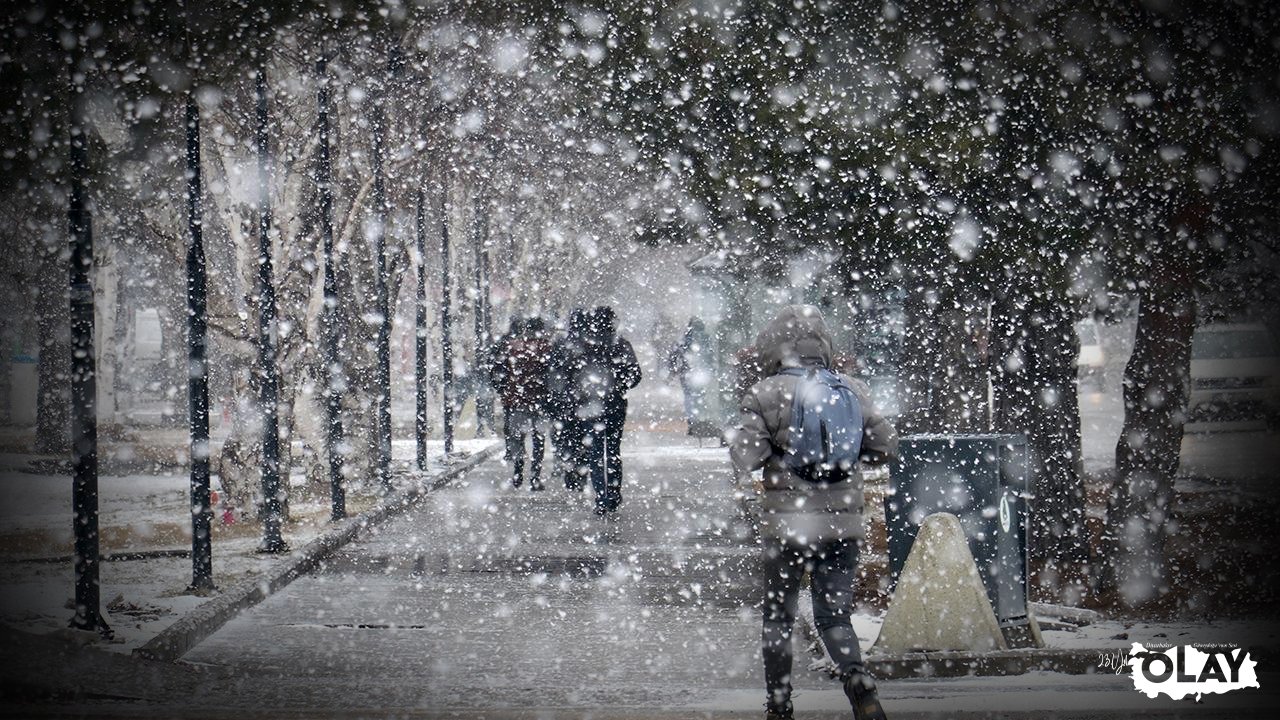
xmin=7 ymin=429 xmax=1278 ymax=718
xmin=178 ymin=430 xmax=789 ymax=713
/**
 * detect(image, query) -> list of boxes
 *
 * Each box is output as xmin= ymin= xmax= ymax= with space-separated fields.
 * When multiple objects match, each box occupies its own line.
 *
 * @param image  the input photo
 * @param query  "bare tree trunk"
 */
xmin=897 ymin=283 xmax=937 ymax=434
xmin=215 ymin=345 xmax=260 ymax=520
xmin=289 ymin=370 xmax=329 ymax=498
xmin=157 ymin=306 xmax=186 ymax=427
xmin=991 ymin=283 xmax=1086 ymax=594
xmin=95 ymin=239 xmax=119 ymax=428
xmin=1099 ymin=244 xmax=1196 ymax=609
xmin=335 ymin=229 xmax=378 ymax=489
xmin=276 ymin=375 xmax=295 ymax=521
xmin=932 ymin=303 xmax=989 ymax=433
xmin=895 ymin=276 xmax=990 ymax=435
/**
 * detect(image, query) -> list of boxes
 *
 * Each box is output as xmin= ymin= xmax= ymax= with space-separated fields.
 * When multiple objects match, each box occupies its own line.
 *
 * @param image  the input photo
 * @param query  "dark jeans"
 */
xmin=503 ymin=406 xmax=544 ymax=485
xmin=578 ymin=415 xmax=624 ymax=512
xmin=551 ymin=414 xmax=583 ymax=490
xmin=761 ymin=538 xmax=864 ymax=711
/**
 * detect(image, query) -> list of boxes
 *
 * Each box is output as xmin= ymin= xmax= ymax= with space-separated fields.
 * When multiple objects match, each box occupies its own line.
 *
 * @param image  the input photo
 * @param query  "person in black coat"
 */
xmin=547 ymin=308 xmax=590 ymax=490
xmin=569 ymin=305 xmax=641 ymax=515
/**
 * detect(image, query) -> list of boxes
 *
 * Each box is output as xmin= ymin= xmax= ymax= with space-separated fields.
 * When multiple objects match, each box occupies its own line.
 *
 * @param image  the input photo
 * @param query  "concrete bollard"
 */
xmin=873 ymin=512 xmax=1008 ymax=655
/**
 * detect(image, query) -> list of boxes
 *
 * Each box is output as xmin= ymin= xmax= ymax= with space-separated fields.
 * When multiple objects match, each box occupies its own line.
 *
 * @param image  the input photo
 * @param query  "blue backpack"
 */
xmin=778 ymin=366 xmax=863 ymax=484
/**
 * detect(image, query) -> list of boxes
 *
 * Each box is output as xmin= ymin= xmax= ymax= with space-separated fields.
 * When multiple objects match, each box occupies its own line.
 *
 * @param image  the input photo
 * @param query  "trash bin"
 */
xmin=885 ymin=433 xmax=1032 ymax=637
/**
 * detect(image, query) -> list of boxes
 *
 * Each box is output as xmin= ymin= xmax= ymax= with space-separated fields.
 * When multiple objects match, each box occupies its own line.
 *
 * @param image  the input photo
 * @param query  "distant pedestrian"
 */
xmin=490 ymin=316 xmax=552 ymax=490
xmin=449 ymin=358 xmax=476 ymax=428
xmin=547 ymin=308 xmax=591 ymax=490
xmin=729 ymin=305 xmax=899 ymax=720
xmin=569 ymin=305 xmax=641 ymax=515
xmin=667 ymin=316 xmax=716 ymax=435
xmin=473 ymin=340 xmax=498 ymax=438
xmin=732 ymin=344 xmax=765 ymax=401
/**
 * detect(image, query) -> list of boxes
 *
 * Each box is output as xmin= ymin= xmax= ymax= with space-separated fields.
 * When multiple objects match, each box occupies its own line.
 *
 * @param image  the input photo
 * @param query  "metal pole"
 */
xmin=255 ymin=67 xmax=287 ymax=553
xmin=440 ymin=192 xmax=454 ymax=456
xmin=185 ymin=92 xmax=214 ymax=592
xmin=415 ymin=188 xmax=429 ymax=471
xmin=472 ymin=202 xmax=486 ymax=437
xmin=318 ymin=54 xmax=345 ymax=521
xmin=372 ymin=57 xmax=392 ymax=493
xmin=67 ymin=54 xmax=109 ymax=635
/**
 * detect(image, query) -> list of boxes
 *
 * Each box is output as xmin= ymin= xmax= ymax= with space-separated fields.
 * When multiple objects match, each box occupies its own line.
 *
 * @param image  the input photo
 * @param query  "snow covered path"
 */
xmin=3 ymin=430 xmax=1276 ymax=717
xmin=172 ymin=432 xmax=1278 ymax=716
xmin=182 ymin=431 xmax=776 ymax=712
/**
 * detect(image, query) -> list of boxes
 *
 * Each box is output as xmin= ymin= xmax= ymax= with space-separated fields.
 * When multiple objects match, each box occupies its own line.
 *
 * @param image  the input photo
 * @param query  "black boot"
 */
xmin=843 ymin=670 xmax=887 ymax=720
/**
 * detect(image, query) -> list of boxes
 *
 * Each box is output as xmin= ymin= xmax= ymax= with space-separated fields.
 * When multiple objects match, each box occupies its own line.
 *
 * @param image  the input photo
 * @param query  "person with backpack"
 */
xmin=729 ymin=305 xmax=899 ymax=720
xmin=490 ymin=315 xmax=553 ymax=490
xmin=571 ymin=305 xmax=641 ymax=515
xmin=547 ymin=308 xmax=591 ymax=490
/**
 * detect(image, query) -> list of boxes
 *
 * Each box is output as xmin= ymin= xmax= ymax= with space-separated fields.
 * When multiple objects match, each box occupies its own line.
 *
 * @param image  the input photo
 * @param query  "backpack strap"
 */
xmin=776 ymin=366 xmax=812 ymax=379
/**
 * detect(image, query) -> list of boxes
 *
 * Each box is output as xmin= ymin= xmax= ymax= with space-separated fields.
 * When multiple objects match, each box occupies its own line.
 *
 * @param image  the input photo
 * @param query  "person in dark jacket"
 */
xmin=547 ymin=308 xmax=591 ymax=490
xmin=667 ymin=316 xmax=717 ymax=435
xmin=570 ymin=305 xmax=641 ymax=515
xmin=490 ymin=316 xmax=552 ymax=490
xmin=730 ymin=305 xmax=899 ymax=720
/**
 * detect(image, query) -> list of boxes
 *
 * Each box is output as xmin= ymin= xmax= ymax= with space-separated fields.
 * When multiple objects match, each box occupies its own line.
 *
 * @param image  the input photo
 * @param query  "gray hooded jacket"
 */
xmin=729 ymin=305 xmax=899 ymax=545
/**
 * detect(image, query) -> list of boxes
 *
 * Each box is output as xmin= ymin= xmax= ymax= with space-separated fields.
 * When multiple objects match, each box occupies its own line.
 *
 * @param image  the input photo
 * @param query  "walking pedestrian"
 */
xmin=729 ymin=305 xmax=899 ymax=720
xmin=473 ymin=339 xmax=498 ymax=438
xmin=548 ymin=308 xmax=591 ymax=490
xmin=732 ymin=344 xmax=765 ymax=401
xmin=667 ymin=316 xmax=717 ymax=435
xmin=490 ymin=316 xmax=552 ymax=490
xmin=569 ymin=305 xmax=641 ymax=515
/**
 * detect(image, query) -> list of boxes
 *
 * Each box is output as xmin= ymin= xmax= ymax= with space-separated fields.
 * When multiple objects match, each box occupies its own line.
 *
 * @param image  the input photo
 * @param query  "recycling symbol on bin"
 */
xmin=999 ymin=493 xmax=1012 ymax=533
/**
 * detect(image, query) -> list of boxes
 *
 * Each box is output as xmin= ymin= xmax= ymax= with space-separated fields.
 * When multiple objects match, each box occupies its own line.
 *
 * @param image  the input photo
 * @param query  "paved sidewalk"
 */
xmin=179 ymin=430 xmax=772 ymax=712
xmin=4 ymin=429 xmax=1279 ymax=718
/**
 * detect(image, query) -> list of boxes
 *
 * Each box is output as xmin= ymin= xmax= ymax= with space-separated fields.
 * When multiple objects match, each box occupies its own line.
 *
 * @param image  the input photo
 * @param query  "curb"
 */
xmin=864 ymin=643 xmax=1279 ymax=679
xmin=864 ymin=647 xmax=1113 ymax=679
xmin=133 ymin=445 xmax=500 ymax=663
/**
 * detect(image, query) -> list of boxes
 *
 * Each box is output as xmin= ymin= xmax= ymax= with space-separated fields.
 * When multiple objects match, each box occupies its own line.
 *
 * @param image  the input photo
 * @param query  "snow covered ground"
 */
xmin=0 ymin=437 xmax=495 ymax=655
xmin=2 ymin=425 xmax=1277 ymax=717
xmin=4 ymin=421 xmax=1278 ymax=661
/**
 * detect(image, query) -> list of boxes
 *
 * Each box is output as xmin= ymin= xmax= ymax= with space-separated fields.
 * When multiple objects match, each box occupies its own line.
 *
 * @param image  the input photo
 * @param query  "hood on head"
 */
xmin=567 ymin=308 xmax=590 ymax=339
xmin=754 ymin=304 xmax=834 ymax=375
xmin=590 ymin=305 xmax=617 ymax=344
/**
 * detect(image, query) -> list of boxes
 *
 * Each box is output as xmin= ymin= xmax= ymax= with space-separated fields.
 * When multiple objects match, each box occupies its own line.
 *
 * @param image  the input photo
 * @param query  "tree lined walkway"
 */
xmin=5 ymin=429 xmax=1279 ymax=717
xmin=178 ymin=430 xmax=800 ymax=712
